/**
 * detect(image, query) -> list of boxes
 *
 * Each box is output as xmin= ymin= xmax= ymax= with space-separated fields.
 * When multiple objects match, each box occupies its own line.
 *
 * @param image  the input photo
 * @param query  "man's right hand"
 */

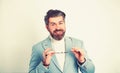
xmin=42 ymin=48 xmax=55 ymax=67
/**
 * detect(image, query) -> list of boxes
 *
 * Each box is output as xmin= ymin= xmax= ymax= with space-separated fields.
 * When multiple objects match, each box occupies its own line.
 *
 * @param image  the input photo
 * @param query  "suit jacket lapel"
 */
xmin=42 ymin=36 xmax=62 ymax=72
xmin=63 ymin=37 xmax=73 ymax=72
xmin=64 ymin=37 xmax=73 ymax=53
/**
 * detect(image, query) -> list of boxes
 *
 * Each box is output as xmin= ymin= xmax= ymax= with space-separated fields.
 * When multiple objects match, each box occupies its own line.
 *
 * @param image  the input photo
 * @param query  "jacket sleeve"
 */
xmin=29 ymin=45 xmax=50 ymax=73
xmin=77 ymin=58 xmax=95 ymax=73
xmin=72 ymin=38 xmax=95 ymax=73
xmin=79 ymin=41 xmax=95 ymax=73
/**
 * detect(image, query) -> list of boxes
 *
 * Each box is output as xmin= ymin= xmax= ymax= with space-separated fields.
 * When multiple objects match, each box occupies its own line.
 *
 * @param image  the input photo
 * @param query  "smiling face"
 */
xmin=46 ymin=16 xmax=66 ymax=40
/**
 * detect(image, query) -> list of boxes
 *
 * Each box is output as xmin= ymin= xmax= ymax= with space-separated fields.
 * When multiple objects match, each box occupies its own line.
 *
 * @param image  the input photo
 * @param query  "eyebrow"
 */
xmin=50 ymin=20 xmax=64 ymax=23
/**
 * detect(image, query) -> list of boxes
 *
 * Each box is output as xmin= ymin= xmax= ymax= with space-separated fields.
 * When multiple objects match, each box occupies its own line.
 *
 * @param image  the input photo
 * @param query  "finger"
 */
xmin=44 ymin=48 xmax=51 ymax=53
xmin=46 ymin=51 xmax=55 ymax=57
xmin=43 ymin=48 xmax=52 ymax=57
xmin=71 ymin=48 xmax=79 ymax=52
xmin=45 ymin=51 xmax=55 ymax=62
xmin=71 ymin=48 xmax=76 ymax=54
xmin=44 ymin=50 xmax=55 ymax=57
xmin=71 ymin=48 xmax=83 ymax=56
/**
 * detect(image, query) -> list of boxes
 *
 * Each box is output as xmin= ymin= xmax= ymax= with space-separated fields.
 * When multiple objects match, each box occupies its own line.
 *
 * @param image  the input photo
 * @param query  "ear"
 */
xmin=46 ymin=25 xmax=49 ymax=31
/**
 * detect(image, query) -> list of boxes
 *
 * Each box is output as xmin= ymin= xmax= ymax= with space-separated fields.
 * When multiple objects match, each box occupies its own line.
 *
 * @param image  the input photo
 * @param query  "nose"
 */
xmin=56 ymin=24 xmax=60 ymax=30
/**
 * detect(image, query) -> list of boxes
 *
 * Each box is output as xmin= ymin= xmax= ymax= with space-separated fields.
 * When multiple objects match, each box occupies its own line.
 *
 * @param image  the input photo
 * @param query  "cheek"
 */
xmin=62 ymin=26 xmax=66 ymax=31
xmin=61 ymin=25 xmax=66 ymax=29
xmin=49 ymin=28 xmax=55 ymax=33
xmin=47 ymin=26 xmax=55 ymax=32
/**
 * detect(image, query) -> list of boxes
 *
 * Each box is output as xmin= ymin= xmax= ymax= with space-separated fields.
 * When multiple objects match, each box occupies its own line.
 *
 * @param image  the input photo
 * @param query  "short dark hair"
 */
xmin=44 ymin=9 xmax=66 ymax=25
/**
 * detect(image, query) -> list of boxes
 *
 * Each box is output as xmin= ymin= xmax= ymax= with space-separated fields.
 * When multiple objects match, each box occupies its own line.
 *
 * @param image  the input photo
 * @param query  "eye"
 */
xmin=50 ymin=22 xmax=56 ymax=26
xmin=59 ymin=22 xmax=64 ymax=25
xmin=59 ymin=23 xmax=63 ymax=25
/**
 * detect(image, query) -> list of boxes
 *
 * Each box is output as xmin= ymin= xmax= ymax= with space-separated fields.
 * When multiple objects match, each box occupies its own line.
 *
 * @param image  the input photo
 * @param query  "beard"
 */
xmin=50 ymin=29 xmax=65 ymax=40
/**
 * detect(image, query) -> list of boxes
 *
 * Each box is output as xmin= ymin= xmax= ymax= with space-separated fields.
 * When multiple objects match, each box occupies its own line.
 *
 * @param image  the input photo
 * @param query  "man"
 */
xmin=29 ymin=9 xmax=95 ymax=73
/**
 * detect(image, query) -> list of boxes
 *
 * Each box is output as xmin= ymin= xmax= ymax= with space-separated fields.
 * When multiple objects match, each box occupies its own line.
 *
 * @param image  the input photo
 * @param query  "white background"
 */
xmin=0 ymin=0 xmax=120 ymax=73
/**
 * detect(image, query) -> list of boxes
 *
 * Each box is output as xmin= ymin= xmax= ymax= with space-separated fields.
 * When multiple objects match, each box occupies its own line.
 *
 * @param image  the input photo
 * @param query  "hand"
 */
xmin=71 ymin=47 xmax=85 ymax=63
xmin=42 ymin=48 xmax=55 ymax=67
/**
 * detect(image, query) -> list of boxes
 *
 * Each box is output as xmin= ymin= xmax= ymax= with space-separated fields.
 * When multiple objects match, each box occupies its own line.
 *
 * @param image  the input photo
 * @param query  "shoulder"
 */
xmin=65 ymin=36 xmax=83 ymax=43
xmin=33 ymin=37 xmax=49 ymax=46
xmin=32 ymin=37 xmax=49 ymax=51
xmin=65 ymin=36 xmax=84 ymax=48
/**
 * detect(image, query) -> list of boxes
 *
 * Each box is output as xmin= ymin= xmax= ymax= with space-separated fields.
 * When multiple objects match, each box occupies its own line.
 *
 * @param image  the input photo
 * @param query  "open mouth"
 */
xmin=56 ymin=31 xmax=62 ymax=33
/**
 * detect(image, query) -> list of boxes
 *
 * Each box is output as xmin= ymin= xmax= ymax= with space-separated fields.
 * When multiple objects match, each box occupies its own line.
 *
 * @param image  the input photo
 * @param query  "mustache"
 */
xmin=54 ymin=29 xmax=64 ymax=32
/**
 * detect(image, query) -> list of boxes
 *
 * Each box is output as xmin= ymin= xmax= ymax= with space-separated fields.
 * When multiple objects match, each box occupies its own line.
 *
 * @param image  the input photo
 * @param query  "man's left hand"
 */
xmin=71 ymin=47 xmax=85 ymax=64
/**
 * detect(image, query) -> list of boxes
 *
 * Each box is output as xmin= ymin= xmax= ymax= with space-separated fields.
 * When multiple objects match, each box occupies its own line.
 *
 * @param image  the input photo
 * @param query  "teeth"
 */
xmin=56 ymin=31 xmax=61 ymax=33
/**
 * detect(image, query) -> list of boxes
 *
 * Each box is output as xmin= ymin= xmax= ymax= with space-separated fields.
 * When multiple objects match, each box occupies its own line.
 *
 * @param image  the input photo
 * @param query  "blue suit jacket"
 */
xmin=29 ymin=36 xmax=95 ymax=73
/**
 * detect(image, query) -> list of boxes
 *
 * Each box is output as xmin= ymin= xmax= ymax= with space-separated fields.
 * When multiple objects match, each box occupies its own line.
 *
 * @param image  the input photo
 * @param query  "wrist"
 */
xmin=42 ymin=61 xmax=50 ymax=67
xmin=43 ymin=63 xmax=50 ymax=66
xmin=78 ymin=58 xmax=86 ymax=65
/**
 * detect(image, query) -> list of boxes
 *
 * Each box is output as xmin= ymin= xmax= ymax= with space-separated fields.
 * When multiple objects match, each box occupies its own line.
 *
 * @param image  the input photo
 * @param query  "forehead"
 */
xmin=49 ymin=16 xmax=64 ymax=23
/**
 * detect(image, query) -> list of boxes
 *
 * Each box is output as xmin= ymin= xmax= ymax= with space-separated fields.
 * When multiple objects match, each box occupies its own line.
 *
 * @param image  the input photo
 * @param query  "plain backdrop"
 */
xmin=0 ymin=0 xmax=120 ymax=73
